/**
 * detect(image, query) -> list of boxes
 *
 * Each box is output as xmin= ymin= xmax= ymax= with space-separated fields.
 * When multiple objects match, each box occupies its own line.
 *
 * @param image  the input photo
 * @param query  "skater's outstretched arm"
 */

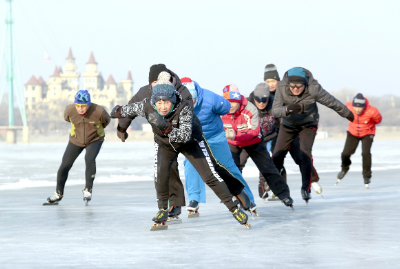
xmin=316 ymin=86 xmax=351 ymax=118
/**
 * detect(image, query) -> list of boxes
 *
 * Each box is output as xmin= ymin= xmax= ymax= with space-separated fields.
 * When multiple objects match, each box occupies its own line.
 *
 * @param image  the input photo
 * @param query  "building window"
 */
xmin=107 ymin=85 xmax=110 ymax=90
xmin=26 ymin=97 xmax=28 ymax=103
xmin=54 ymin=92 xmax=56 ymax=96
xmin=32 ymin=105 xmax=36 ymax=109
xmin=69 ymin=60 xmax=71 ymax=63
xmin=32 ymin=86 xmax=35 ymax=91
xmin=54 ymin=78 xmax=56 ymax=82
xmin=32 ymin=97 xmax=36 ymax=102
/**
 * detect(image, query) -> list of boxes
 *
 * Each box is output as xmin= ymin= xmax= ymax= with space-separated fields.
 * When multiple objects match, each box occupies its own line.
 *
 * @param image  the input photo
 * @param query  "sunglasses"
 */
xmin=154 ymin=96 xmax=172 ymax=102
xmin=289 ymin=84 xmax=304 ymax=90
xmin=255 ymin=97 xmax=268 ymax=103
xmin=75 ymin=104 xmax=88 ymax=108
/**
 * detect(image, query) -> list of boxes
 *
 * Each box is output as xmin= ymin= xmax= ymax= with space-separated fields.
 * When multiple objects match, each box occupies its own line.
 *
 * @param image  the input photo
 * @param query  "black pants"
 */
xmin=155 ymin=139 xmax=243 ymax=212
xmin=230 ymin=141 xmax=290 ymax=200
xmin=341 ymin=132 xmax=374 ymax=178
xmin=272 ymin=124 xmax=317 ymax=192
xmin=57 ymin=141 xmax=103 ymax=194
xmin=154 ymin=143 xmax=185 ymax=207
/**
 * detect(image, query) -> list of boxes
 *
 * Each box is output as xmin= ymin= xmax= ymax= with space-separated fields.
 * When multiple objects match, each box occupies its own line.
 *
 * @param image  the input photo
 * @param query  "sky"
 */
xmin=0 ymin=0 xmax=399 ymax=98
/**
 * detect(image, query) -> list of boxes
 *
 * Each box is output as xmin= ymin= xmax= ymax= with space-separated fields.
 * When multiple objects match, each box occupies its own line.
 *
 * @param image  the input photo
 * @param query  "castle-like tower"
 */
xmin=24 ymin=48 xmax=134 ymax=113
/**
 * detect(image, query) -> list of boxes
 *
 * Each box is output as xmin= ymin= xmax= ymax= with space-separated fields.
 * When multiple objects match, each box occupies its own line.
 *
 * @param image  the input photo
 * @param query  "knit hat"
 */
xmin=222 ymin=85 xmax=241 ymax=103
xmin=253 ymin=83 xmax=270 ymax=99
xmin=181 ymin=77 xmax=197 ymax=98
xmin=151 ymin=71 xmax=177 ymax=104
xmin=287 ymin=67 xmax=307 ymax=84
xmin=74 ymin=90 xmax=91 ymax=105
xmin=353 ymin=93 xmax=366 ymax=108
xmin=264 ymin=64 xmax=280 ymax=81
xmin=149 ymin=64 xmax=168 ymax=84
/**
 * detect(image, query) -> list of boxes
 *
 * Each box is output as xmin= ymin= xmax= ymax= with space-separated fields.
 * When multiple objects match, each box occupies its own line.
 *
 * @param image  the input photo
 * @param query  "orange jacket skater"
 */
xmin=336 ymin=93 xmax=382 ymax=187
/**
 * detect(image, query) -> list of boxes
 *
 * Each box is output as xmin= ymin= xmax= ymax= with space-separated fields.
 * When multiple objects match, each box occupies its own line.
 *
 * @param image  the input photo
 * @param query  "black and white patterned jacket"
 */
xmin=120 ymin=91 xmax=203 ymax=151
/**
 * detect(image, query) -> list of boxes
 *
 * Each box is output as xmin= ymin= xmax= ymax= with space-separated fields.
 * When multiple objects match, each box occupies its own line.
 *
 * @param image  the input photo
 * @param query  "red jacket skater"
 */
xmin=345 ymin=98 xmax=382 ymax=137
xmin=222 ymin=95 xmax=262 ymax=147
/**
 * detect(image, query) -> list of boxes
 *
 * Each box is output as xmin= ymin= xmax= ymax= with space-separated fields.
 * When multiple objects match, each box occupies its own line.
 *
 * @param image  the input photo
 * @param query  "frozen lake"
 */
xmin=1 ymin=140 xmax=400 ymax=268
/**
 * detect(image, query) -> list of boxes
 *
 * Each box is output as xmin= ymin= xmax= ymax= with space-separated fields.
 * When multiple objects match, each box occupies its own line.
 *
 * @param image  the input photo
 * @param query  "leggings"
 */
xmin=56 ymin=141 xmax=103 ymax=194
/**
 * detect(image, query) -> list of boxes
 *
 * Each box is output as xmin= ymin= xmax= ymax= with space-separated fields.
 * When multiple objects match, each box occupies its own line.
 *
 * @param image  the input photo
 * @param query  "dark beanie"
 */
xmin=264 ymin=64 xmax=280 ymax=81
xmin=149 ymin=64 xmax=168 ymax=83
xmin=287 ymin=67 xmax=307 ymax=84
xmin=353 ymin=93 xmax=366 ymax=107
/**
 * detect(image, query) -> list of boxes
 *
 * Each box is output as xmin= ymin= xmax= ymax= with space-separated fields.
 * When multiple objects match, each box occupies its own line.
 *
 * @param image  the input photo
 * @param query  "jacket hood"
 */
xmin=168 ymin=69 xmax=184 ymax=90
xmin=193 ymin=81 xmax=204 ymax=108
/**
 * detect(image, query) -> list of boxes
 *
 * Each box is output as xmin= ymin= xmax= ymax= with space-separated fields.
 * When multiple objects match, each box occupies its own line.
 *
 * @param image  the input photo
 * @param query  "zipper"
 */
xmin=357 ymin=114 xmax=360 ymax=137
xmin=83 ymin=116 xmax=86 ymax=145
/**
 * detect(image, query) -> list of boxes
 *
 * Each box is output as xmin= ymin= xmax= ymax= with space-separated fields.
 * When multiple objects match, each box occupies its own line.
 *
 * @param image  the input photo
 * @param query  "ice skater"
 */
xmin=180 ymin=77 xmax=257 ymax=217
xmin=271 ymin=67 xmax=354 ymax=203
xmin=44 ymin=90 xmax=110 ymax=205
xmin=221 ymin=84 xmax=294 ymax=208
xmin=336 ymin=93 xmax=382 ymax=187
xmin=111 ymin=72 xmax=251 ymax=230
xmin=117 ymin=64 xmax=192 ymax=220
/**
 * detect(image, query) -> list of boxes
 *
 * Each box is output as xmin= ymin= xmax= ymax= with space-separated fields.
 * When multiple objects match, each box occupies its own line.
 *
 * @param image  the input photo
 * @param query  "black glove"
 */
xmin=347 ymin=111 xmax=355 ymax=122
xmin=111 ymin=105 xmax=122 ymax=118
xmin=148 ymin=112 xmax=170 ymax=131
xmin=117 ymin=125 xmax=128 ymax=142
xmin=286 ymin=104 xmax=302 ymax=114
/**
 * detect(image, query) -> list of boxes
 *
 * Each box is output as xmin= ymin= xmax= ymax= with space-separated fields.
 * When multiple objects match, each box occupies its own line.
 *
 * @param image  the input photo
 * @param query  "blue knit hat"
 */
xmin=74 ymin=90 xmax=91 ymax=105
xmin=287 ymin=67 xmax=307 ymax=84
xmin=151 ymin=71 xmax=177 ymax=104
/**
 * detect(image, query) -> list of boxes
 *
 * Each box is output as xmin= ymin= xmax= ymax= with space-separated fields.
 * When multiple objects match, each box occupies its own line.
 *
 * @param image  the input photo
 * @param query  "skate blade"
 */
xmin=290 ymin=205 xmax=295 ymax=210
xmin=150 ymin=222 xmax=168 ymax=231
xmin=85 ymin=201 xmax=89 ymax=206
xmin=244 ymin=223 xmax=251 ymax=229
xmin=335 ymin=179 xmax=341 ymax=186
xmin=320 ymin=194 xmax=325 ymax=199
xmin=365 ymin=184 xmax=369 ymax=189
xmin=252 ymin=210 xmax=259 ymax=217
xmin=43 ymin=202 xmax=59 ymax=206
xmin=268 ymin=197 xmax=280 ymax=202
xmin=167 ymin=217 xmax=182 ymax=225
xmin=187 ymin=211 xmax=199 ymax=218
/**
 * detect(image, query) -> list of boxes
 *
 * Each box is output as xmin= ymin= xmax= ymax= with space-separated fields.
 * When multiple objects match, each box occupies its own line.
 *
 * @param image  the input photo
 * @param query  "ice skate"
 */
xmin=335 ymin=170 xmax=348 ymax=186
xmin=364 ymin=177 xmax=371 ymax=189
xmin=234 ymin=190 xmax=251 ymax=211
xmin=43 ymin=190 xmax=63 ymax=206
xmin=311 ymin=182 xmax=324 ymax=198
xmin=150 ymin=208 xmax=169 ymax=231
xmin=250 ymin=202 xmax=259 ymax=217
xmin=186 ymin=200 xmax=199 ymax=218
xmin=268 ymin=192 xmax=280 ymax=202
xmin=167 ymin=206 xmax=182 ymax=224
xmin=301 ymin=189 xmax=312 ymax=204
xmin=82 ymin=188 xmax=92 ymax=205
xmin=281 ymin=197 xmax=294 ymax=210
xmin=232 ymin=207 xmax=251 ymax=229
xmin=258 ymin=183 xmax=269 ymax=201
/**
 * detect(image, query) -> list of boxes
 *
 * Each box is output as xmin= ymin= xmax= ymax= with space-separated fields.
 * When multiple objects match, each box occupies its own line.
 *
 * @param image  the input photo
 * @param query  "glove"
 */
xmin=347 ymin=111 xmax=355 ymax=122
xmin=117 ymin=125 xmax=129 ymax=142
xmin=111 ymin=105 xmax=122 ymax=119
xmin=286 ymin=104 xmax=302 ymax=114
xmin=161 ymin=122 xmax=173 ymax=134
xmin=225 ymin=129 xmax=235 ymax=140
xmin=148 ymin=112 xmax=170 ymax=132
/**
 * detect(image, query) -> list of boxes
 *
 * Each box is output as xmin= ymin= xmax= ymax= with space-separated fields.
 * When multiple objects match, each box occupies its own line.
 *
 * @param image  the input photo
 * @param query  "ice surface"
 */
xmin=1 ymin=141 xmax=400 ymax=268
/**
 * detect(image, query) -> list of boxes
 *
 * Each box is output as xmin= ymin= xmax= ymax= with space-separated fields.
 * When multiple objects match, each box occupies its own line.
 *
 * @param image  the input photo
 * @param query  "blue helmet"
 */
xmin=74 ymin=90 xmax=91 ymax=105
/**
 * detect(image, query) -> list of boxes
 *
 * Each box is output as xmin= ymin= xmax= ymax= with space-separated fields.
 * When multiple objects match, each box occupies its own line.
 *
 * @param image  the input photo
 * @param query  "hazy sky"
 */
xmin=0 ymin=0 xmax=399 ymax=98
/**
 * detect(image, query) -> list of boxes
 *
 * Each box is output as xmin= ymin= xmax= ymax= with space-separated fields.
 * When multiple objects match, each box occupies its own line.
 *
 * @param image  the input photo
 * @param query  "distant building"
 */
xmin=24 ymin=48 xmax=133 ymax=112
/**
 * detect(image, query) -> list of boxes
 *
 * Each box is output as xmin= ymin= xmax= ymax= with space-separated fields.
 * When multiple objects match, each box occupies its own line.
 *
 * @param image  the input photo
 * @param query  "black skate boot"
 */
xmin=232 ymin=207 xmax=250 ymax=229
xmin=364 ymin=177 xmax=371 ymax=188
xmin=82 ymin=188 xmax=92 ymax=205
xmin=281 ymin=197 xmax=294 ymax=209
xmin=335 ymin=170 xmax=348 ymax=186
xmin=301 ymin=189 xmax=312 ymax=204
xmin=234 ymin=190 xmax=251 ymax=211
xmin=150 ymin=208 xmax=169 ymax=231
xmin=43 ymin=190 xmax=63 ymax=206
xmin=167 ymin=206 xmax=182 ymax=224
xmin=258 ymin=183 xmax=269 ymax=200
xmin=250 ymin=202 xmax=259 ymax=217
xmin=187 ymin=200 xmax=199 ymax=218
